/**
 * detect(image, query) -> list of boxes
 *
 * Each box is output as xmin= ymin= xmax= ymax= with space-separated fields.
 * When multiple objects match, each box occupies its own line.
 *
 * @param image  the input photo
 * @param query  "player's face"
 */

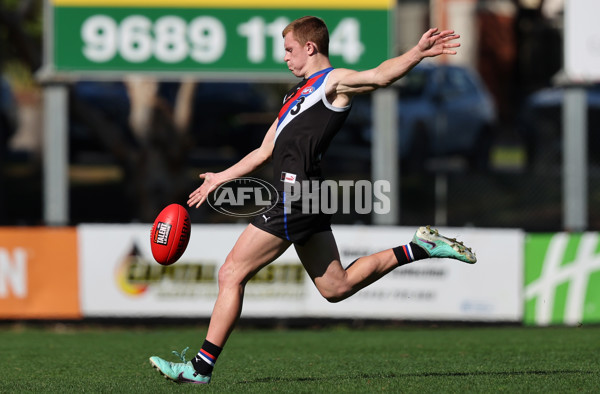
xmin=283 ymin=32 xmax=308 ymax=78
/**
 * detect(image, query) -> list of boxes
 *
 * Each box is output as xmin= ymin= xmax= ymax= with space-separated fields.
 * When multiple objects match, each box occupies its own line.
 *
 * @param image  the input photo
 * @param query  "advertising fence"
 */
xmin=15 ymin=225 xmax=600 ymax=324
xmin=0 ymin=224 xmax=522 ymax=321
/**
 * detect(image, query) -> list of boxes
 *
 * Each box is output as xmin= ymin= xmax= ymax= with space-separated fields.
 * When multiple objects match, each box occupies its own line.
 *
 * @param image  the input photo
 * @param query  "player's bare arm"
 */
xmin=328 ymin=28 xmax=460 ymax=107
xmin=187 ymin=118 xmax=278 ymax=208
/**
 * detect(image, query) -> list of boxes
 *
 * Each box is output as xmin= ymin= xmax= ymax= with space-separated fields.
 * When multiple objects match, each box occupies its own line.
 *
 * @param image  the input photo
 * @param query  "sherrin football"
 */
xmin=150 ymin=203 xmax=191 ymax=265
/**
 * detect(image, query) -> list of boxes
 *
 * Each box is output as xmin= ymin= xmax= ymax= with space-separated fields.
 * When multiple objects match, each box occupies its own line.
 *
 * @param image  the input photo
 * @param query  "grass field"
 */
xmin=1 ymin=324 xmax=599 ymax=392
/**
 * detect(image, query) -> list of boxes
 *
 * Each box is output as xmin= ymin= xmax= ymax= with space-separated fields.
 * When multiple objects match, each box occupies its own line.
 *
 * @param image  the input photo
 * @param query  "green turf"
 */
xmin=1 ymin=325 xmax=599 ymax=392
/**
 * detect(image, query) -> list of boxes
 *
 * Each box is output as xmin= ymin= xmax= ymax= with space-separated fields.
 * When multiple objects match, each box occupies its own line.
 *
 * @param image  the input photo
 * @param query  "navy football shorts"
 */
xmin=251 ymin=201 xmax=332 ymax=245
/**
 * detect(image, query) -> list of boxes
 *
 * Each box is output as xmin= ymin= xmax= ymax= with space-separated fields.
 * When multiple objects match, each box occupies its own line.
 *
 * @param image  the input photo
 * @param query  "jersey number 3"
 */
xmin=290 ymin=96 xmax=305 ymax=116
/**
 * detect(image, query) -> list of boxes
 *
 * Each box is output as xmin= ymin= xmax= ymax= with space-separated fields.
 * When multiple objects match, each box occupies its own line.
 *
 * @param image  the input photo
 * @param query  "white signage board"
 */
xmin=79 ymin=224 xmax=523 ymax=321
xmin=564 ymin=0 xmax=600 ymax=81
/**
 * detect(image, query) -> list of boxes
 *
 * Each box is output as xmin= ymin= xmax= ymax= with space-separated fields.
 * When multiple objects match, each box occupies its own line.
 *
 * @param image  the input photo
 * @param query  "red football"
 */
xmin=150 ymin=204 xmax=191 ymax=265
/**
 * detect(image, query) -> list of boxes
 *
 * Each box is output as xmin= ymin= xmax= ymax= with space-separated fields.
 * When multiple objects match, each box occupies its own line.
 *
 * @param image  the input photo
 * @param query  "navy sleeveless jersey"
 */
xmin=272 ymin=67 xmax=350 ymax=193
xmin=251 ymin=68 xmax=351 ymax=244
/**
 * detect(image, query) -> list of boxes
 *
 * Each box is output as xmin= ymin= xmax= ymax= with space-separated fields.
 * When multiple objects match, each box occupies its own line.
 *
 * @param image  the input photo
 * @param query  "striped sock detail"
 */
xmin=191 ymin=340 xmax=222 ymax=375
xmin=198 ymin=349 xmax=216 ymax=366
xmin=393 ymin=242 xmax=426 ymax=267
xmin=402 ymin=243 xmax=414 ymax=261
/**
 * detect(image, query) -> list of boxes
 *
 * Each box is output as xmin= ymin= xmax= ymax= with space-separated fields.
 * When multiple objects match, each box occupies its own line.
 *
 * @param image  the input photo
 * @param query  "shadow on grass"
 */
xmin=239 ymin=369 xmax=593 ymax=384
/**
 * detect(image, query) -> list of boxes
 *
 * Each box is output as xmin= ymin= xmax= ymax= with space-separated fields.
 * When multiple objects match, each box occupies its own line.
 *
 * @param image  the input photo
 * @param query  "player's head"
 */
xmin=282 ymin=16 xmax=329 ymax=57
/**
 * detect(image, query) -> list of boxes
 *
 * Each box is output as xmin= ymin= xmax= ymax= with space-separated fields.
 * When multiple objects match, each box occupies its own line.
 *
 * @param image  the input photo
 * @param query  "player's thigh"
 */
xmin=294 ymin=231 xmax=346 ymax=287
xmin=222 ymin=224 xmax=291 ymax=284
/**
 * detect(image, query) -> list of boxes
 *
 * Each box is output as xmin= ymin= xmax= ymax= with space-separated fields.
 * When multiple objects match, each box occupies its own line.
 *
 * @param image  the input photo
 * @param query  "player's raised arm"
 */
xmin=187 ymin=118 xmax=278 ymax=208
xmin=330 ymin=28 xmax=460 ymax=103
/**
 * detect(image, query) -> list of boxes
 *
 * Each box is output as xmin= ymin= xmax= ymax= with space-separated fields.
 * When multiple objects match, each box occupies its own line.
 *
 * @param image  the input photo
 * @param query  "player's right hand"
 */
xmin=188 ymin=172 xmax=218 ymax=208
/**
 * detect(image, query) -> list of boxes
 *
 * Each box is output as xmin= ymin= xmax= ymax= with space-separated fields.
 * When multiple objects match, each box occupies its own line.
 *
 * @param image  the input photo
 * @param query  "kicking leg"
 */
xmin=295 ymin=226 xmax=476 ymax=303
xmin=295 ymin=231 xmax=400 ymax=303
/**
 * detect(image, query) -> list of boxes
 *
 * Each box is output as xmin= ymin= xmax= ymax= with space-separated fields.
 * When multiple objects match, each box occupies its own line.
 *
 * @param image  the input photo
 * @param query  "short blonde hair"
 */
xmin=282 ymin=16 xmax=329 ymax=57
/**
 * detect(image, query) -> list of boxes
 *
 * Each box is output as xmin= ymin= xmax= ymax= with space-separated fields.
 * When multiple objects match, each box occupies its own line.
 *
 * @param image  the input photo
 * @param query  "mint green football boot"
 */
xmin=149 ymin=347 xmax=211 ymax=384
xmin=412 ymin=225 xmax=477 ymax=264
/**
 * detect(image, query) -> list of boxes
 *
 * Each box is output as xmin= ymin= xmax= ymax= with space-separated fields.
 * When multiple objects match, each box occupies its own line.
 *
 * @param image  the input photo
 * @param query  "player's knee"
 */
xmin=218 ymin=257 xmax=245 ymax=288
xmin=324 ymin=294 xmax=344 ymax=303
xmin=217 ymin=265 xmax=233 ymax=289
xmin=320 ymin=284 xmax=352 ymax=303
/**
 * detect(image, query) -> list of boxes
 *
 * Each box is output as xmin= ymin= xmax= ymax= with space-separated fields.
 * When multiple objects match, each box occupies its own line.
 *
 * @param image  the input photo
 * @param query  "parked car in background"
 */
xmin=0 ymin=76 xmax=18 ymax=153
xmin=345 ymin=63 xmax=498 ymax=171
xmin=518 ymin=83 xmax=600 ymax=168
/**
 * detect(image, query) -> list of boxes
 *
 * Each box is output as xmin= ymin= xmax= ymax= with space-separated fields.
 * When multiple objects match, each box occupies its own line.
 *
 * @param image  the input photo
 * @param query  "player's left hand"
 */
xmin=417 ymin=28 xmax=460 ymax=58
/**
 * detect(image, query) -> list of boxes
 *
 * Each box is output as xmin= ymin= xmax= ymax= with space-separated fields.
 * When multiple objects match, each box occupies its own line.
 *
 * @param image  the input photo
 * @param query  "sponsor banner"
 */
xmin=48 ymin=3 xmax=391 ymax=77
xmin=525 ymin=232 xmax=600 ymax=326
xmin=79 ymin=224 xmax=522 ymax=321
xmin=0 ymin=227 xmax=80 ymax=319
xmin=79 ymin=224 xmax=305 ymax=316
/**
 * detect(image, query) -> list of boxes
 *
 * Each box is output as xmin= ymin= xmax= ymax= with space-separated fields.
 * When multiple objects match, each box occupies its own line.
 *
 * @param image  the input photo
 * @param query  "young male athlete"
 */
xmin=150 ymin=16 xmax=476 ymax=384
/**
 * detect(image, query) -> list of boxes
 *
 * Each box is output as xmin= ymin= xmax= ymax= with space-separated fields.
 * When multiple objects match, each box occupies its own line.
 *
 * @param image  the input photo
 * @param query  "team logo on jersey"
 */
xmin=280 ymin=172 xmax=297 ymax=184
xmin=301 ymin=86 xmax=315 ymax=95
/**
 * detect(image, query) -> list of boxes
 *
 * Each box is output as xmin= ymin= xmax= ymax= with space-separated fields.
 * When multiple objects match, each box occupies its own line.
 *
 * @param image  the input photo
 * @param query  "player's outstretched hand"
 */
xmin=417 ymin=28 xmax=460 ymax=58
xmin=188 ymin=172 xmax=218 ymax=208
